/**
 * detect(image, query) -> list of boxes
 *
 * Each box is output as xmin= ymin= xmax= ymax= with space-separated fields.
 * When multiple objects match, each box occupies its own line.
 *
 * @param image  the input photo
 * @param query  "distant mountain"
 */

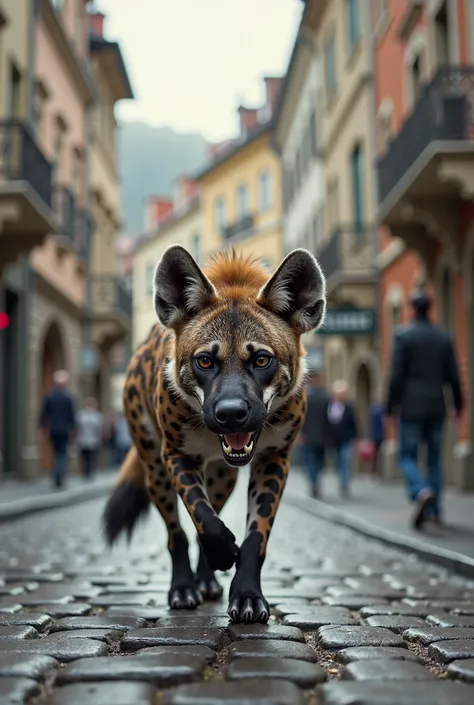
xmin=118 ymin=121 xmax=209 ymax=235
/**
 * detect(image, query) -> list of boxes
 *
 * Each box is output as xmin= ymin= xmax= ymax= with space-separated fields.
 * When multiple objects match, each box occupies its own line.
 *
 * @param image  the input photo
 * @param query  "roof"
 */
xmin=133 ymin=196 xmax=200 ymax=256
xmin=194 ymin=120 xmax=273 ymax=181
xmin=90 ymin=35 xmax=134 ymax=100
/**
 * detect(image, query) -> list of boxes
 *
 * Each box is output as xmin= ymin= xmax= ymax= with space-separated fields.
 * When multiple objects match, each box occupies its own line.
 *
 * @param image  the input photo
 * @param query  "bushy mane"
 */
xmin=203 ymin=248 xmax=270 ymax=294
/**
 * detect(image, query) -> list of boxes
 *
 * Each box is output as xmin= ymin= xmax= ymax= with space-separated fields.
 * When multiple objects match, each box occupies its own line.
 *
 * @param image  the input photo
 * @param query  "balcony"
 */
xmin=74 ymin=207 xmax=94 ymax=264
xmin=223 ymin=213 xmax=254 ymax=240
xmin=53 ymin=185 xmax=75 ymax=253
xmin=316 ymin=224 xmax=375 ymax=300
xmin=91 ymin=275 xmax=132 ymax=348
xmin=378 ymin=66 xmax=474 ymax=228
xmin=0 ymin=119 xmax=57 ymax=272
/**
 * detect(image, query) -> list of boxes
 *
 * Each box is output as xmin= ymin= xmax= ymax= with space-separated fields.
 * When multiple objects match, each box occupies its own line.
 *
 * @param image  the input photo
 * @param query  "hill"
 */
xmin=118 ymin=121 xmax=209 ymax=235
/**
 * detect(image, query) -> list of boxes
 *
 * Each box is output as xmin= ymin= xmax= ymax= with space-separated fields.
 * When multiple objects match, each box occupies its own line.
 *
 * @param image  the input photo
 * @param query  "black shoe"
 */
xmin=412 ymin=491 xmax=434 ymax=530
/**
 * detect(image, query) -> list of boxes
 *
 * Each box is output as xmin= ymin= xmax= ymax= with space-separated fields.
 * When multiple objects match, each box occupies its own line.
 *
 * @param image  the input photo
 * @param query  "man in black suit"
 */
xmin=39 ymin=370 xmax=77 ymax=489
xmin=386 ymin=291 xmax=463 ymax=529
xmin=300 ymin=371 xmax=329 ymax=498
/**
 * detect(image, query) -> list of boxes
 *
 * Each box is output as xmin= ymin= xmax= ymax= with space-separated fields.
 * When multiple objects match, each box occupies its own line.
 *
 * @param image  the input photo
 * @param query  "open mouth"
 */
xmin=218 ymin=432 xmax=259 ymax=466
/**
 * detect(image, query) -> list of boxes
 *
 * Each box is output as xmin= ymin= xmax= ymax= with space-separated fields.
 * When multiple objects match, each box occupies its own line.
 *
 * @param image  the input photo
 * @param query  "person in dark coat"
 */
xmin=386 ymin=291 xmax=463 ymax=529
xmin=39 ymin=370 xmax=76 ymax=489
xmin=300 ymin=371 xmax=329 ymax=497
xmin=369 ymin=393 xmax=385 ymax=478
xmin=325 ymin=380 xmax=358 ymax=497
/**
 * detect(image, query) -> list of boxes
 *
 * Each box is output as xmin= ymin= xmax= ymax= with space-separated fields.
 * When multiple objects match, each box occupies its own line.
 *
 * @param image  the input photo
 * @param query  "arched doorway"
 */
xmin=40 ymin=322 xmax=66 ymax=472
xmin=355 ymin=363 xmax=372 ymax=439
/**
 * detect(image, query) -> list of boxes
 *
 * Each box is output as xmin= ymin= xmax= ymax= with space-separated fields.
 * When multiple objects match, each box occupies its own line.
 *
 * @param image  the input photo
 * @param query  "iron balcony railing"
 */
xmin=0 ymin=118 xmax=53 ymax=207
xmin=91 ymin=275 xmax=132 ymax=322
xmin=378 ymin=65 xmax=474 ymax=204
xmin=316 ymin=224 xmax=375 ymax=282
xmin=74 ymin=207 xmax=94 ymax=260
xmin=53 ymin=185 xmax=75 ymax=241
xmin=223 ymin=213 xmax=254 ymax=240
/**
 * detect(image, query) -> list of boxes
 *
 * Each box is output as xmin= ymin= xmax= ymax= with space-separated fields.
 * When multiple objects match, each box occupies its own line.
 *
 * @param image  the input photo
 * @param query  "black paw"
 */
xmin=199 ymin=519 xmax=239 ymax=572
xmin=195 ymin=575 xmax=224 ymax=601
xmin=227 ymin=589 xmax=270 ymax=623
xmin=168 ymin=582 xmax=203 ymax=610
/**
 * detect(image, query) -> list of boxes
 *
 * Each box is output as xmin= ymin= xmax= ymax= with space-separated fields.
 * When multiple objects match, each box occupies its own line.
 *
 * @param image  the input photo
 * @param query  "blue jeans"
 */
xmin=302 ymin=445 xmax=325 ymax=487
xmin=399 ymin=419 xmax=444 ymax=517
xmin=50 ymin=433 xmax=69 ymax=487
xmin=335 ymin=443 xmax=351 ymax=491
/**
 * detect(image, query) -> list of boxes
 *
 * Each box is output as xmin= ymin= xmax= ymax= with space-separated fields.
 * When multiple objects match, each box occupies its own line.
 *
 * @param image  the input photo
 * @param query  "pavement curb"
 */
xmin=286 ymin=491 xmax=474 ymax=581
xmin=0 ymin=475 xmax=115 ymax=523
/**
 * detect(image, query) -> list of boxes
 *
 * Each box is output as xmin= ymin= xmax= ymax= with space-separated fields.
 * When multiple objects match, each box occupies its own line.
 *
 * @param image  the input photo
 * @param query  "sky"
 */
xmin=96 ymin=0 xmax=302 ymax=142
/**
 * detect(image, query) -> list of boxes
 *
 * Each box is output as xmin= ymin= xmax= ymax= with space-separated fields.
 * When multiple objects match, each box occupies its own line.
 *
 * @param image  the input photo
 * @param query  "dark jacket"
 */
xmin=386 ymin=318 xmax=463 ymax=421
xmin=301 ymin=385 xmax=329 ymax=447
xmin=39 ymin=388 xmax=76 ymax=438
xmin=370 ymin=402 xmax=384 ymax=443
xmin=325 ymin=401 xmax=358 ymax=446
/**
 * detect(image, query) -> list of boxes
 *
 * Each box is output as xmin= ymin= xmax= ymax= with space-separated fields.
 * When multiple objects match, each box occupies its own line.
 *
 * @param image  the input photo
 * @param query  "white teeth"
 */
xmin=244 ymin=440 xmax=253 ymax=454
xmin=223 ymin=442 xmax=232 ymax=455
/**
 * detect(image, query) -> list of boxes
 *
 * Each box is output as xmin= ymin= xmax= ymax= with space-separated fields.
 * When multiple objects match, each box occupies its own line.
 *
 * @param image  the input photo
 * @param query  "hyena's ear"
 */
xmin=154 ymin=245 xmax=217 ymax=327
xmin=257 ymin=249 xmax=326 ymax=333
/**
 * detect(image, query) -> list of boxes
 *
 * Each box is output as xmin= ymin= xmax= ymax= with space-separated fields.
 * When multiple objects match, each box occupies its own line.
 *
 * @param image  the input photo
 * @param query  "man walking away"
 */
xmin=369 ymin=392 xmax=385 ymax=480
xmin=76 ymin=397 xmax=103 ymax=480
xmin=39 ymin=370 xmax=76 ymax=489
xmin=300 ymin=371 xmax=329 ymax=498
xmin=386 ymin=291 xmax=463 ymax=530
xmin=326 ymin=380 xmax=358 ymax=498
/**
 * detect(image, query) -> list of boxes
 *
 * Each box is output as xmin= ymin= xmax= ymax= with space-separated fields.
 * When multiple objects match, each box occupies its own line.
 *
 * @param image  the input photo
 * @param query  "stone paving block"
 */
xmin=136 ymin=645 xmax=217 ymax=663
xmin=121 ymin=627 xmax=225 ymax=651
xmin=52 ymin=615 xmax=146 ymax=632
xmin=282 ymin=608 xmax=357 ymax=629
xmin=53 ymin=628 xmax=123 ymax=643
xmin=427 ymin=639 xmax=474 ymax=663
xmin=228 ymin=623 xmax=304 ymax=642
xmin=0 ymin=634 xmax=108 ymax=661
xmin=451 ymin=605 xmax=474 ymax=616
xmin=90 ymin=594 xmax=161 ymax=607
xmin=322 ymin=596 xmax=389 ymax=609
xmin=226 ymin=657 xmax=326 ymax=687
xmin=447 ymin=658 xmax=474 ymax=681
xmin=340 ymin=659 xmax=436 ymax=681
xmin=336 ymin=647 xmax=421 ymax=664
xmin=360 ymin=604 xmax=432 ymax=618
xmin=3 ymin=572 xmax=63 ymax=583
xmin=426 ymin=613 xmax=474 ymax=628
xmin=0 ymin=585 xmax=26 ymax=597
xmin=0 ymin=604 xmax=22 ymax=614
xmin=16 ymin=593 xmax=74 ymax=607
xmin=50 ymin=682 xmax=156 ymax=705
xmin=104 ymin=584 xmax=168 ymax=594
xmin=106 ymin=606 xmax=166 ymax=621
xmin=229 ymin=639 xmax=318 ymax=662
xmin=403 ymin=627 xmax=474 ymax=645
xmin=319 ymin=681 xmax=474 ymax=705
xmin=317 ymin=626 xmax=406 ymax=649
xmin=31 ymin=603 xmax=92 ymax=617
xmin=326 ymin=585 xmax=405 ymax=601
xmin=0 ymin=625 xmax=38 ymax=640
xmin=0 ymin=613 xmax=52 ymax=632
xmin=0 ymin=653 xmax=58 ymax=680
xmin=0 ymin=677 xmax=39 ymax=703
xmin=156 ymin=615 xmax=231 ymax=629
xmin=57 ymin=654 xmax=206 ymax=686
xmin=169 ymin=679 xmax=305 ymax=705
xmin=363 ymin=615 xmax=427 ymax=633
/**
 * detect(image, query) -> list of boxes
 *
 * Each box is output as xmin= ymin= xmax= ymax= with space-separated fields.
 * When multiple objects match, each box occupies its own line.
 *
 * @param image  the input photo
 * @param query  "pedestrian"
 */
xmin=114 ymin=411 xmax=132 ymax=466
xmin=38 ymin=369 xmax=76 ymax=489
xmin=386 ymin=290 xmax=463 ymax=530
xmin=369 ymin=392 xmax=385 ymax=480
xmin=103 ymin=409 xmax=118 ymax=467
xmin=300 ymin=371 xmax=329 ymax=498
xmin=76 ymin=397 xmax=103 ymax=480
xmin=325 ymin=380 xmax=358 ymax=497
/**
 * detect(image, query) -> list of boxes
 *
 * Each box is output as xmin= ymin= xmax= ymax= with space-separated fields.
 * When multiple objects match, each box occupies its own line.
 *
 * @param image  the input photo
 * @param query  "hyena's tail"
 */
xmin=102 ymin=446 xmax=150 ymax=545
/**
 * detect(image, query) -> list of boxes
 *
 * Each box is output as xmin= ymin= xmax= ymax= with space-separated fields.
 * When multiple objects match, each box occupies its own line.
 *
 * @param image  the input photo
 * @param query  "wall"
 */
xmin=0 ymin=1 xmax=30 ymax=118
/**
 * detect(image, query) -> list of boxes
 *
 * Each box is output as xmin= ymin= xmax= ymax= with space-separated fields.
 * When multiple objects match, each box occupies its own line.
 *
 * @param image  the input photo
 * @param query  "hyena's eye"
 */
xmin=195 ymin=355 xmax=214 ymax=370
xmin=253 ymin=353 xmax=272 ymax=370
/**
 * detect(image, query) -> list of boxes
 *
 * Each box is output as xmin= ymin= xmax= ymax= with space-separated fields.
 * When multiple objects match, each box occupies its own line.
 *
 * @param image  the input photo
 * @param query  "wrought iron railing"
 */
xmin=74 ymin=207 xmax=94 ymax=260
xmin=378 ymin=65 xmax=474 ymax=204
xmin=223 ymin=213 xmax=254 ymax=240
xmin=316 ymin=224 xmax=375 ymax=281
xmin=91 ymin=275 xmax=132 ymax=321
xmin=0 ymin=119 xmax=53 ymax=207
xmin=53 ymin=185 xmax=75 ymax=241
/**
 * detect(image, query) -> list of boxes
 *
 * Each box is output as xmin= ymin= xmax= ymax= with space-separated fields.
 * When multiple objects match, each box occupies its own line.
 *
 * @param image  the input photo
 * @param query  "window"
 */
xmin=71 ymin=150 xmax=81 ymax=197
xmin=53 ymin=123 xmax=64 ymax=181
xmin=258 ymin=169 xmax=272 ymax=211
xmin=391 ymin=302 xmax=402 ymax=328
xmin=327 ymin=178 xmax=339 ymax=231
xmin=8 ymin=64 xmax=21 ymax=117
xmin=309 ymin=109 xmax=317 ymax=156
xmin=411 ymin=54 xmax=423 ymax=102
xmin=434 ymin=1 xmax=450 ymax=65
xmin=378 ymin=104 xmax=393 ymax=151
xmin=346 ymin=0 xmax=360 ymax=54
xmin=312 ymin=208 xmax=324 ymax=252
xmin=351 ymin=143 xmax=365 ymax=232
xmin=215 ymin=197 xmax=227 ymax=234
xmin=324 ymin=33 xmax=337 ymax=100
xmin=236 ymin=183 xmax=249 ymax=218
xmin=191 ymin=233 xmax=200 ymax=263
xmin=146 ymin=264 xmax=154 ymax=295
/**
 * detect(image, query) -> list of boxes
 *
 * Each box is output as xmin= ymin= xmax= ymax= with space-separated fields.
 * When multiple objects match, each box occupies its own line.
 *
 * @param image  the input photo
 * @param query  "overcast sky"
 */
xmin=96 ymin=0 xmax=302 ymax=141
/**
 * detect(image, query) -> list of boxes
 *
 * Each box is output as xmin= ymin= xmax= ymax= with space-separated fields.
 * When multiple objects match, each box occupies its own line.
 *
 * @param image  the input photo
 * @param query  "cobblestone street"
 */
xmin=1 ymin=471 xmax=474 ymax=704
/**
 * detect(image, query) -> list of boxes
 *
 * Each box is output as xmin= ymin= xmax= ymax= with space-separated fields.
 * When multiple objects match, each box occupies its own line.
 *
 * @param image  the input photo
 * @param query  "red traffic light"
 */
xmin=0 ymin=312 xmax=10 ymax=330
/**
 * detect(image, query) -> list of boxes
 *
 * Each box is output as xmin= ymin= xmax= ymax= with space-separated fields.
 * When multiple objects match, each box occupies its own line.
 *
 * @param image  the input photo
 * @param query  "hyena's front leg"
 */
xmin=164 ymin=449 xmax=240 ymax=572
xmin=227 ymin=448 xmax=291 ymax=623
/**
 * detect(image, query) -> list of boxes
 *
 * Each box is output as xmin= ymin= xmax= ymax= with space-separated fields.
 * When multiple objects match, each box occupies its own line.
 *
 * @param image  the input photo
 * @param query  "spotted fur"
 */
xmin=102 ymin=245 xmax=326 ymax=622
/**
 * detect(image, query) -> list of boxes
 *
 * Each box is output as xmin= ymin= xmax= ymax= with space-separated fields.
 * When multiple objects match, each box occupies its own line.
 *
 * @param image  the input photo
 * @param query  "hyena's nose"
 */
xmin=214 ymin=399 xmax=250 ymax=431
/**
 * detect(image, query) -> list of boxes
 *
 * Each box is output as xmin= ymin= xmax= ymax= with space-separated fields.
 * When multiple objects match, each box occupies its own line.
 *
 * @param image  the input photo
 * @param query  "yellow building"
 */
xmin=196 ymin=78 xmax=283 ymax=271
xmin=132 ymin=189 xmax=201 ymax=348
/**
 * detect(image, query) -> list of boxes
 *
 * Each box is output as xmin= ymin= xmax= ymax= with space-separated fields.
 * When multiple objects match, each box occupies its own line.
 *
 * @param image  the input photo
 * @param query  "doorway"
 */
xmin=1 ymin=289 xmax=20 ymax=473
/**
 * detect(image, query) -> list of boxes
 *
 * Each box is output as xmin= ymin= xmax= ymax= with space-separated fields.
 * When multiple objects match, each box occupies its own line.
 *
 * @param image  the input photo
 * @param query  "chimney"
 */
xmin=90 ymin=12 xmax=105 ymax=37
xmin=238 ymin=106 xmax=259 ymax=137
xmin=263 ymin=77 xmax=283 ymax=115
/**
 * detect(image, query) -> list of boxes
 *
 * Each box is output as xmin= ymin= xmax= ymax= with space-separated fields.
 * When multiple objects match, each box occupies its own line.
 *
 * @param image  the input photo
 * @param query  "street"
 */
xmin=1 ymin=471 xmax=474 ymax=704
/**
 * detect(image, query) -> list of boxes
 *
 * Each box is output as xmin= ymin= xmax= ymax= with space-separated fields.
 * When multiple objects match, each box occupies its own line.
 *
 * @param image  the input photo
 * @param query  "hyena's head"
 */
xmin=153 ymin=245 xmax=326 ymax=466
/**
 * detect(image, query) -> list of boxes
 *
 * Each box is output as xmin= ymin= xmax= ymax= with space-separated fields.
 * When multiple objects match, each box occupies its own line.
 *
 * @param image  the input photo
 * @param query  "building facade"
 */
xmin=375 ymin=0 xmax=474 ymax=487
xmin=196 ymin=78 xmax=284 ymax=271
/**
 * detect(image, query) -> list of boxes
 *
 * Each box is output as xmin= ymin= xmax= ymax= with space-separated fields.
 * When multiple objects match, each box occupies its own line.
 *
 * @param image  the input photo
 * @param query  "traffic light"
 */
xmin=0 ymin=312 xmax=10 ymax=330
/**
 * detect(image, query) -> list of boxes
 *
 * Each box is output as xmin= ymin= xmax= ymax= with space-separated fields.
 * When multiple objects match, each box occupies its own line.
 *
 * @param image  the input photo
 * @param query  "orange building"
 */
xmin=374 ymin=0 xmax=474 ymax=488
